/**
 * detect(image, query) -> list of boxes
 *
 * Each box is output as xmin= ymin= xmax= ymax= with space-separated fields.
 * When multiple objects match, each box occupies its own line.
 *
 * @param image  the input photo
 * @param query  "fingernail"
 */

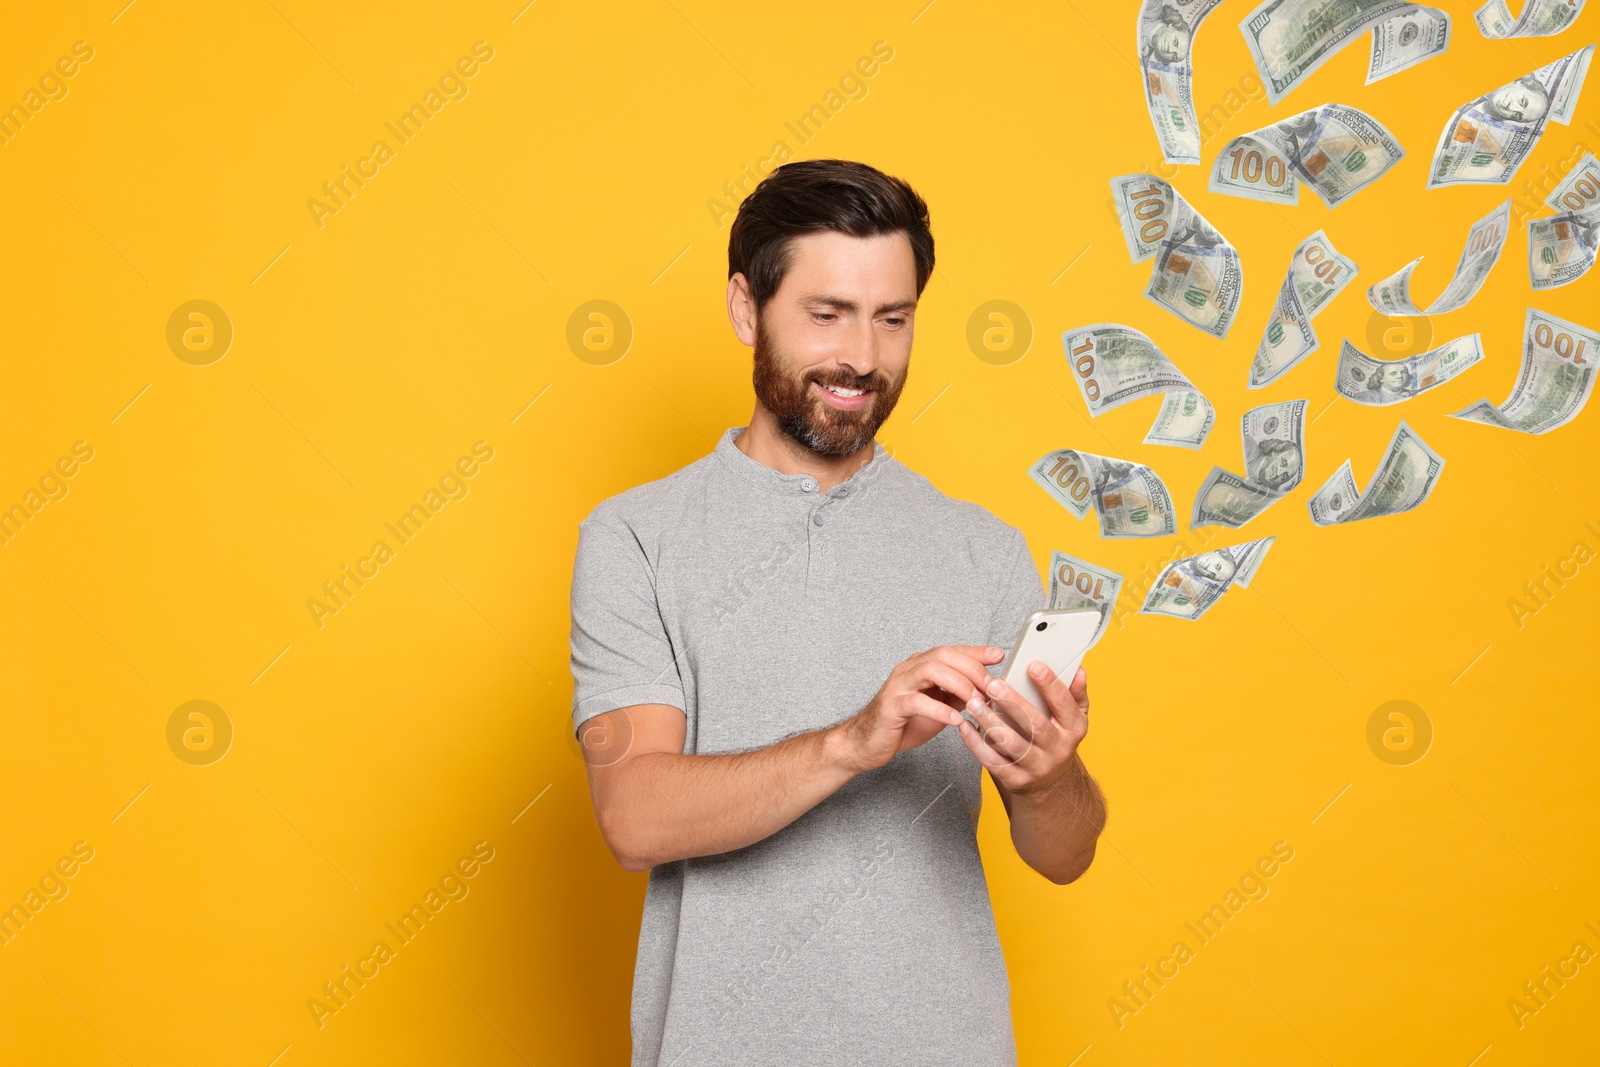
xmin=988 ymin=647 xmax=1002 ymax=659
xmin=967 ymin=693 xmax=985 ymax=712
xmin=1029 ymin=661 xmax=1047 ymax=679
xmin=988 ymin=678 xmax=1006 ymax=697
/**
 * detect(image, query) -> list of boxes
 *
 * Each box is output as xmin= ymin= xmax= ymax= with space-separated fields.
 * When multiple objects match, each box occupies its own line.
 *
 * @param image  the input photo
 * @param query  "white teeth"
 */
xmin=823 ymin=384 xmax=864 ymax=397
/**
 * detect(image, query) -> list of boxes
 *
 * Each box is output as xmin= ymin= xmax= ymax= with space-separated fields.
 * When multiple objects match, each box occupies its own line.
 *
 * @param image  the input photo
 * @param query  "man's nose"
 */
xmin=836 ymin=317 xmax=882 ymax=378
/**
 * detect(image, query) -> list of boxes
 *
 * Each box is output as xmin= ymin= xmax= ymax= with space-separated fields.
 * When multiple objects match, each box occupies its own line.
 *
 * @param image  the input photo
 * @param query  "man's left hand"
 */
xmin=955 ymin=662 xmax=1089 ymax=796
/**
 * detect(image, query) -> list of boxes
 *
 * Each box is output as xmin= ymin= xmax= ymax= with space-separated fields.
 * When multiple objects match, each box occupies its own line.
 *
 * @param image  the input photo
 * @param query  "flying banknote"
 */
xmin=1367 ymin=200 xmax=1509 ymax=315
xmin=1029 ymin=448 xmax=1178 ymax=538
xmin=1428 ymin=45 xmax=1594 ymax=188
xmin=1475 ymin=0 xmax=1587 ymax=39
xmin=1062 ymin=323 xmax=1215 ymax=448
xmin=1111 ymin=174 xmax=1244 ymax=338
xmin=1141 ymin=537 xmax=1276 ymax=620
xmin=1529 ymin=205 xmax=1600 ymax=288
xmin=1210 ymin=104 xmax=1406 ymax=208
xmin=1450 ymin=308 xmax=1599 ymax=433
xmin=1334 ymin=335 xmax=1485 ymax=405
xmin=1047 ymin=551 xmax=1125 ymax=650
xmin=1139 ymin=0 xmax=1226 ymax=165
xmin=1240 ymin=0 xmax=1452 ymax=103
xmin=1545 ymin=151 xmax=1600 ymax=211
xmin=1192 ymin=400 xmax=1308 ymax=529
xmin=1252 ymin=230 xmax=1360 ymax=388
xmin=1308 ymin=421 xmax=1445 ymax=525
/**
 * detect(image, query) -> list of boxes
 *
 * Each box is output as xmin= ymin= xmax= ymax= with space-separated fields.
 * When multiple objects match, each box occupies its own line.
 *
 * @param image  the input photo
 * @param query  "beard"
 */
xmin=750 ymin=317 xmax=907 ymax=458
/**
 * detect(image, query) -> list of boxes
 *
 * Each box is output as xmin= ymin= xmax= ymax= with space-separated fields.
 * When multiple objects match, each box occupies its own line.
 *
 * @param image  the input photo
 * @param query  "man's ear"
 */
xmin=727 ymin=272 xmax=758 ymax=347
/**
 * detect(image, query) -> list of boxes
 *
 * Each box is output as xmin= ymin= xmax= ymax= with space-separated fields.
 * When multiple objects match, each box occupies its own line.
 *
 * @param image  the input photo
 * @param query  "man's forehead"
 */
xmin=782 ymin=230 xmax=917 ymax=281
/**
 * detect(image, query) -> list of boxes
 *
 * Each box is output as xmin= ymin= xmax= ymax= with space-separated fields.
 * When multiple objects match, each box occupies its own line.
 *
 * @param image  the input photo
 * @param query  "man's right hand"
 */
xmin=828 ymin=645 xmax=1006 ymax=774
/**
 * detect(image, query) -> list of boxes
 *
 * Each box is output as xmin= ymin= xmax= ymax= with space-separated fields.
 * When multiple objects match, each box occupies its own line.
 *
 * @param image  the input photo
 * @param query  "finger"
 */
xmin=964 ymin=702 xmax=1034 ymax=764
xmin=983 ymin=672 xmax=1054 ymax=742
xmin=911 ymin=658 xmax=986 ymax=708
xmin=925 ymin=646 xmax=1003 ymax=697
xmin=1069 ymin=666 xmax=1090 ymax=714
xmin=956 ymin=719 xmax=1026 ymax=789
xmin=941 ymin=644 xmax=1007 ymax=666
xmin=896 ymin=691 xmax=965 ymax=730
xmin=1021 ymin=662 xmax=1081 ymax=726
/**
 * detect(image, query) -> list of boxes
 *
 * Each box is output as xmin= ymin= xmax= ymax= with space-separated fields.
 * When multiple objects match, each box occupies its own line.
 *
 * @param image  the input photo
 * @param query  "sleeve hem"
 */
xmin=572 ymin=684 xmax=687 ymax=736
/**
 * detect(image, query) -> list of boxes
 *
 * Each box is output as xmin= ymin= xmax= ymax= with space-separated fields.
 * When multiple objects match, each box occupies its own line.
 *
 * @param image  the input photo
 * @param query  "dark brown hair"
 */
xmin=728 ymin=159 xmax=935 ymax=310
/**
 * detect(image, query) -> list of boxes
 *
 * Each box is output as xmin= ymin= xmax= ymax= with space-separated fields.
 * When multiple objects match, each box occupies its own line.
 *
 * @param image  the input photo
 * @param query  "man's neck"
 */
xmin=734 ymin=406 xmax=876 ymax=493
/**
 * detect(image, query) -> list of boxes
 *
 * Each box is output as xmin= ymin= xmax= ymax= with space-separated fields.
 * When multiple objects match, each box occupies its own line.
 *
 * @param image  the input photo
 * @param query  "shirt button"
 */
xmin=800 ymin=477 xmax=817 ymax=493
xmin=835 ymin=486 xmax=850 ymax=497
xmin=813 ymin=512 xmax=825 ymax=526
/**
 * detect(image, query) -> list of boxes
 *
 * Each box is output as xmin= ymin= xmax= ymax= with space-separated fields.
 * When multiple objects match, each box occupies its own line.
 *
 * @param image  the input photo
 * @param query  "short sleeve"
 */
xmin=986 ymin=529 xmax=1044 ymax=666
xmin=569 ymin=517 xmax=686 ymax=737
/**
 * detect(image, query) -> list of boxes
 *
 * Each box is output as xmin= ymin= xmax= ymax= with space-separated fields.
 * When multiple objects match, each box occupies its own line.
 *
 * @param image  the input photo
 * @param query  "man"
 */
xmin=569 ymin=159 xmax=1106 ymax=1066
xmin=1482 ymin=75 xmax=1550 ymax=125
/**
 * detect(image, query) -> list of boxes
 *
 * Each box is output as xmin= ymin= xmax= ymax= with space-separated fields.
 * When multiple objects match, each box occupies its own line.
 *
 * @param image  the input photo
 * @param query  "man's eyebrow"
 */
xmin=802 ymin=295 xmax=918 ymax=314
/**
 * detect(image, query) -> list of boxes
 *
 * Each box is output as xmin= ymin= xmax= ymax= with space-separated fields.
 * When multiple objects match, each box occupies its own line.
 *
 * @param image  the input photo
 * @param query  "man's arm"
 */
xmin=581 ymin=645 xmax=1004 ymax=873
xmin=959 ymin=662 xmax=1107 ymax=885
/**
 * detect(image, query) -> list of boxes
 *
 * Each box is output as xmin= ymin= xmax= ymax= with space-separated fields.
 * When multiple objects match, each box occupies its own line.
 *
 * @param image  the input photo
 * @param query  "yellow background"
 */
xmin=3 ymin=1 xmax=1598 ymax=1063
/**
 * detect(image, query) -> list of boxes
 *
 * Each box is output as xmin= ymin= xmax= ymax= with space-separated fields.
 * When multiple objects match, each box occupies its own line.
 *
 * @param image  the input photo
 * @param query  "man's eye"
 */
xmin=813 ymin=312 xmax=837 ymax=323
xmin=883 ymin=317 xmax=906 ymax=328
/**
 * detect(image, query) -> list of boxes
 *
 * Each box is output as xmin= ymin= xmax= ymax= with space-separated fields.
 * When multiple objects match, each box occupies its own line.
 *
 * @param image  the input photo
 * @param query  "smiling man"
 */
xmin=569 ymin=159 xmax=1107 ymax=1066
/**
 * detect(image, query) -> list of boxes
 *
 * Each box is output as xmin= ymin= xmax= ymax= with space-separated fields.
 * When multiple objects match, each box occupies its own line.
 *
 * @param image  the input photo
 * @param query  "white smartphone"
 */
xmin=993 ymin=608 xmax=1100 ymax=713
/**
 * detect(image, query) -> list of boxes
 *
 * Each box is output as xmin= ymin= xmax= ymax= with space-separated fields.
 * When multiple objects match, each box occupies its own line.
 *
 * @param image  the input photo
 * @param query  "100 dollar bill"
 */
xmin=1335 ymin=335 xmax=1485 ymax=406
xmin=1450 ymin=308 xmax=1599 ymax=433
xmin=1211 ymin=104 xmax=1405 ymax=208
xmin=1240 ymin=0 xmax=1451 ymax=104
xmin=1475 ymin=0 xmax=1587 ymax=38
xmin=1428 ymin=45 xmax=1594 ymax=187
xmin=1047 ymin=551 xmax=1124 ymax=650
xmin=1367 ymin=200 xmax=1509 ymax=314
xmin=1139 ymin=0 xmax=1225 ymax=165
xmin=1140 ymin=537 xmax=1276 ymax=620
xmin=1530 ymin=205 xmax=1600 ymax=288
xmin=1252 ymin=230 xmax=1359 ymax=388
xmin=1308 ymin=420 xmax=1445 ymax=525
xmin=1029 ymin=449 xmax=1178 ymax=538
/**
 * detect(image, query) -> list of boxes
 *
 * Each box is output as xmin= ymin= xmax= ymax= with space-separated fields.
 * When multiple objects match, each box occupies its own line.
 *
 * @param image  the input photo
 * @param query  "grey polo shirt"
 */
xmin=570 ymin=426 xmax=1043 ymax=1066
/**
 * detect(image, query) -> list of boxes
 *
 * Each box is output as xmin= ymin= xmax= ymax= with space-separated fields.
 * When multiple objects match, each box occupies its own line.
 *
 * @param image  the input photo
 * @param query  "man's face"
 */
xmin=749 ymin=231 xmax=917 ymax=457
xmin=1378 ymin=364 xmax=1410 ymax=392
xmin=1487 ymin=84 xmax=1546 ymax=123
xmin=1149 ymin=24 xmax=1188 ymax=64
xmin=1254 ymin=446 xmax=1298 ymax=489
xmin=1191 ymin=552 xmax=1236 ymax=583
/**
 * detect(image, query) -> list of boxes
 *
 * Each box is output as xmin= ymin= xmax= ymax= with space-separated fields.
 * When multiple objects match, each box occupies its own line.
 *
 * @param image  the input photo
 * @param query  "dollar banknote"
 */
xmin=1366 ymin=201 xmax=1510 ymax=314
xmin=1475 ymin=0 xmax=1587 ymax=38
xmin=1140 ymin=537 xmax=1275 ymax=620
xmin=1252 ymin=230 xmax=1360 ymax=388
xmin=1047 ymin=551 xmax=1124 ymax=650
xmin=1029 ymin=449 xmax=1178 ymax=538
xmin=1210 ymin=104 xmax=1405 ymax=208
xmin=1428 ymin=45 xmax=1594 ymax=188
xmin=1334 ymin=335 xmax=1485 ymax=405
xmin=1529 ymin=205 xmax=1600 ymax=288
xmin=1192 ymin=400 xmax=1308 ymax=529
xmin=1145 ymin=389 xmax=1217 ymax=449
xmin=1140 ymin=0 xmax=1226 ymax=165
xmin=1449 ymin=308 xmax=1599 ymax=433
xmin=1062 ymin=323 xmax=1215 ymax=448
xmin=1545 ymin=151 xmax=1600 ymax=211
xmin=1240 ymin=0 xmax=1451 ymax=104
xmin=1369 ymin=6 xmax=1453 ymax=83
xmin=1110 ymin=174 xmax=1244 ymax=338
xmin=1307 ymin=420 xmax=1445 ymax=525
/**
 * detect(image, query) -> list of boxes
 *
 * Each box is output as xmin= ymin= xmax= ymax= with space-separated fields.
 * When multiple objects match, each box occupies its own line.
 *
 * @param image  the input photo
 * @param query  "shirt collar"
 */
xmin=714 ymin=427 xmax=892 ymax=497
